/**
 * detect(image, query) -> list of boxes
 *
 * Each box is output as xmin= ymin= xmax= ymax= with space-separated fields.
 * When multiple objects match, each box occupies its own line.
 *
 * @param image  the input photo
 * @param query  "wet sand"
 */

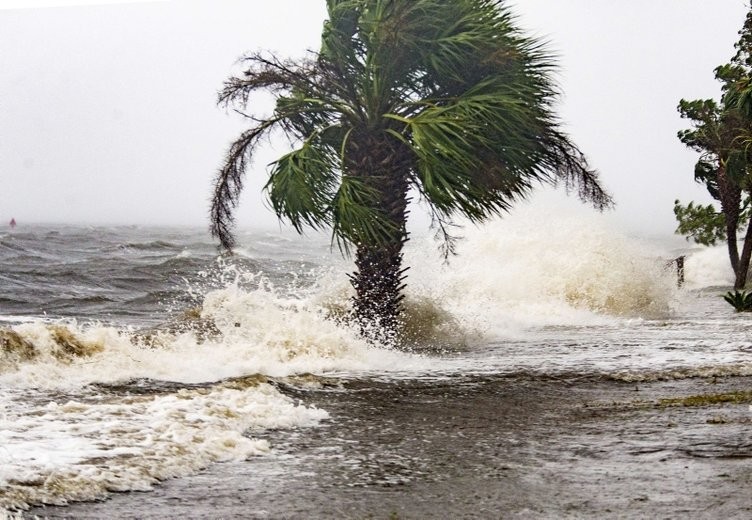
xmin=27 ymin=375 xmax=752 ymax=519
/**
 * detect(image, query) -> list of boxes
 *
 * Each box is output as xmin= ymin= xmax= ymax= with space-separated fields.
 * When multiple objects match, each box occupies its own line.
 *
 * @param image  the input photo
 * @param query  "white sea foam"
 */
xmin=0 ymin=381 xmax=327 ymax=511
xmin=682 ymin=244 xmax=736 ymax=290
xmin=0 ymin=281 xmax=422 ymax=510
xmin=2 ymin=212 xmax=750 ymax=513
xmin=0 ymin=301 xmax=421 ymax=391
xmin=0 ymin=210 xmax=743 ymax=388
xmin=401 ymin=208 xmax=679 ymax=339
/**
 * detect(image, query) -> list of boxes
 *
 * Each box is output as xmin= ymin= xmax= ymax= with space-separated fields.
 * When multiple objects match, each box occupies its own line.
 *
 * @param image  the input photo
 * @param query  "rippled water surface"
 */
xmin=1 ymin=215 xmax=751 ymax=518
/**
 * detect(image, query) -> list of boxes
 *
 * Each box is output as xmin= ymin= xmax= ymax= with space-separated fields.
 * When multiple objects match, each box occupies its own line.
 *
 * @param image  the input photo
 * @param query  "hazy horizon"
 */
xmin=1 ymin=0 xmax=748 ymax=236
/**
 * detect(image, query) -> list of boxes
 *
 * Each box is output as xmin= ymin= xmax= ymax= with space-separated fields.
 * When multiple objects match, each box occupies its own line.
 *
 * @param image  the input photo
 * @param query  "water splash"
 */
xmin=0 ymin=380 xmax=327 ymax=512
xmin=402 ymin=210 xmax=679 ymax=340
xmin=3 ymin=220 xmax=750 ymax=515
xmin=682 ymin=245 xmax=736 ymax=290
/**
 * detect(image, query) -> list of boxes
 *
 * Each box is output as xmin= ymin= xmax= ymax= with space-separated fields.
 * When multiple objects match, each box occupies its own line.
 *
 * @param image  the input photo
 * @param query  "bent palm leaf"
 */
xmin=210 ymin=0 xmax=612 ymax=339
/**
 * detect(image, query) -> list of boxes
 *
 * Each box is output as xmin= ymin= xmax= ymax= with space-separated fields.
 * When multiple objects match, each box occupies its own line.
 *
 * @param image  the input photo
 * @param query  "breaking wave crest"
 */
xmin=609 ymin=362 xmax=752 ymax=383
xmin=0 ymin=279 xmax=418 ymax=512
xmin=1 ymin=212 xmax=747 ymax=513
xmin=401 ymin=209 xmax=680 ymax=340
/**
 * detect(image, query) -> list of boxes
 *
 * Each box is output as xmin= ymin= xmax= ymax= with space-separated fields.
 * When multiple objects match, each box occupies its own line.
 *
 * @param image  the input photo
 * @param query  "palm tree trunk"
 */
xmin=351 ymin=239 xmax=407 ymax=338
xmin=350 ymin=189 xmax=409 ymax=340
xmin=735 ymin=216 xmax=752 ymax=289
xmin=718 ymin=165 xmax=742 ymax=282
xmin=347 ymin=132 xmax=411 ymax=341
xmin=725 ymin=216 xmax=741 ymax=276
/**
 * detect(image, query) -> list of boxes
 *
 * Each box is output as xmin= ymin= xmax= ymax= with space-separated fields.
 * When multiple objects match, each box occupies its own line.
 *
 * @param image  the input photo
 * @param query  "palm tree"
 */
xmin=675 ymin=5 xmax=752 ymax=289
xmin=210 ymin=0 xmax=612 ymax=341
xmin=676 ymin=98 xmax=749 ymax=287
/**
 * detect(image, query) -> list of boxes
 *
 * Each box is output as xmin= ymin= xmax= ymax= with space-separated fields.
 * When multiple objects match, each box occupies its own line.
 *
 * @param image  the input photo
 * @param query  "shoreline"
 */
xmin=25 ymin=374 xmax=752 ymax=519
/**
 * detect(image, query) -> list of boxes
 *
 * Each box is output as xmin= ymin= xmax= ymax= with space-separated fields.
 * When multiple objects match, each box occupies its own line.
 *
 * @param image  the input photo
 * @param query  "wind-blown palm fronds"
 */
xmin=210 ymin=0 xmax=612 ymax=339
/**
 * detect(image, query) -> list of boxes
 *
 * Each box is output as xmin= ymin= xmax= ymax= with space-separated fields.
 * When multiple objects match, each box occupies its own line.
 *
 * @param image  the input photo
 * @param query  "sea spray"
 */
xmin=304 ymin=209 xmax=685 ymax=346
xmin=401 ymin=210 xmax=680 ymax=339
xmin=682 ymin=244 xmax=736 ymax=290
xmin=0 ymin=272 xmax=423 ymax=511
xmin=1 ymin=214 xmax=730 ymax=387
xmin=3 ymin=222 xmax=751 ymax=515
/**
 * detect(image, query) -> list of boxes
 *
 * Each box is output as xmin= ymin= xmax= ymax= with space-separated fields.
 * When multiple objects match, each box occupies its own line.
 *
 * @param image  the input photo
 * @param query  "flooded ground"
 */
xmin=27 ymin=374 xmax=752 ymax=519
xmin=3 ymin=223 xmax=751 ymax=518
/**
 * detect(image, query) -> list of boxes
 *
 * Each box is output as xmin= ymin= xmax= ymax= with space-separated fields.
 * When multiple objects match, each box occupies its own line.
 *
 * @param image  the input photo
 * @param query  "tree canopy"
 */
xmin=675 ymin=2 xmax=752 ymax=288
xmin=210 ymin=0 xmax=612 ymax=338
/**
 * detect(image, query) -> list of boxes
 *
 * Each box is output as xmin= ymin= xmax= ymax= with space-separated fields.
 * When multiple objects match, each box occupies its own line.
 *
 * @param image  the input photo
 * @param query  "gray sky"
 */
xmin=0 ymin=0 xmax=748 ymax=236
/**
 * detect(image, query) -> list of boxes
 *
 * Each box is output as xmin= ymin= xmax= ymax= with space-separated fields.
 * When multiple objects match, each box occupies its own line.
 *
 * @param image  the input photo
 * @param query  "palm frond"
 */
xmin=723 ymin=290 xmax=752 ymax=311
xmin=210 ymin=119 xmax=279 ymax=249
xmin=264 ymin=131 xmax=341 ymax=233
xmin=331 ymin=175 xmax=399 ymax=255
xmin=213 ymin=0 xmax=612 ymax=254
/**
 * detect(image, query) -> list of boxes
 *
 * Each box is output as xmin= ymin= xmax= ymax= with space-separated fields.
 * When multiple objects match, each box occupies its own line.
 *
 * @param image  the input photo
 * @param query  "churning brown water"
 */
xmin=2 ymin=214 xmax=751 ymax=519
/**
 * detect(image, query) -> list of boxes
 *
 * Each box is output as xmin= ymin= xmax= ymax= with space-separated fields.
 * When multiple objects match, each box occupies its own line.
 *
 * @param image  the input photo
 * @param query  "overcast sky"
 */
xmin=0 ymin=0 xmax=748 ymax=237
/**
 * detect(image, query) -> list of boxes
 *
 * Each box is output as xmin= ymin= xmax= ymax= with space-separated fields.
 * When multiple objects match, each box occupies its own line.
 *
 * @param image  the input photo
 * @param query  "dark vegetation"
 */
xmin=210 ymin=0 xmax=612 ymax=341
xmin=675 ymin=4 xmax=752 ymax=290
xmin=722 ymin=289 xmax=752 ymax=312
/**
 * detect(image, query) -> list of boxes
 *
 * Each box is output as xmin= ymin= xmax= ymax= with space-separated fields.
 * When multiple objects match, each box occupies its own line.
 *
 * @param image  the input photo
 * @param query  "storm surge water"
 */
xmin=1 ymin=211 xmax=750 ymax=516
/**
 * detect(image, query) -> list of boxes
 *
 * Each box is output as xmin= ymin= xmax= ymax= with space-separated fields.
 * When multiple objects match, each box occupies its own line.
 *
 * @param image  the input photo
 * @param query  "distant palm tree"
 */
xmin=674 ymin=5 xmax=752 ymax=290
xmin=211 ymin=0 xmax=612 ymax=341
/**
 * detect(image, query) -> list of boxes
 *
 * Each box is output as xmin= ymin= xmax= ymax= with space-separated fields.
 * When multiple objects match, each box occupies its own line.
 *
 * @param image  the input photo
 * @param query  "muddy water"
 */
xmin=4 ymin=221 xmax=752 ymax=518
xmin=28 ymin=374 xmax=752 ymax=519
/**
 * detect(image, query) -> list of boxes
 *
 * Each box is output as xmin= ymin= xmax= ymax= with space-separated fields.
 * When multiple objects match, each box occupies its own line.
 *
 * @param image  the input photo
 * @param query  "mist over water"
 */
xmin=1 ymin=210 xmax=751 ymax=514
xmin=410 ymin=212 xmax=678 ymax=329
